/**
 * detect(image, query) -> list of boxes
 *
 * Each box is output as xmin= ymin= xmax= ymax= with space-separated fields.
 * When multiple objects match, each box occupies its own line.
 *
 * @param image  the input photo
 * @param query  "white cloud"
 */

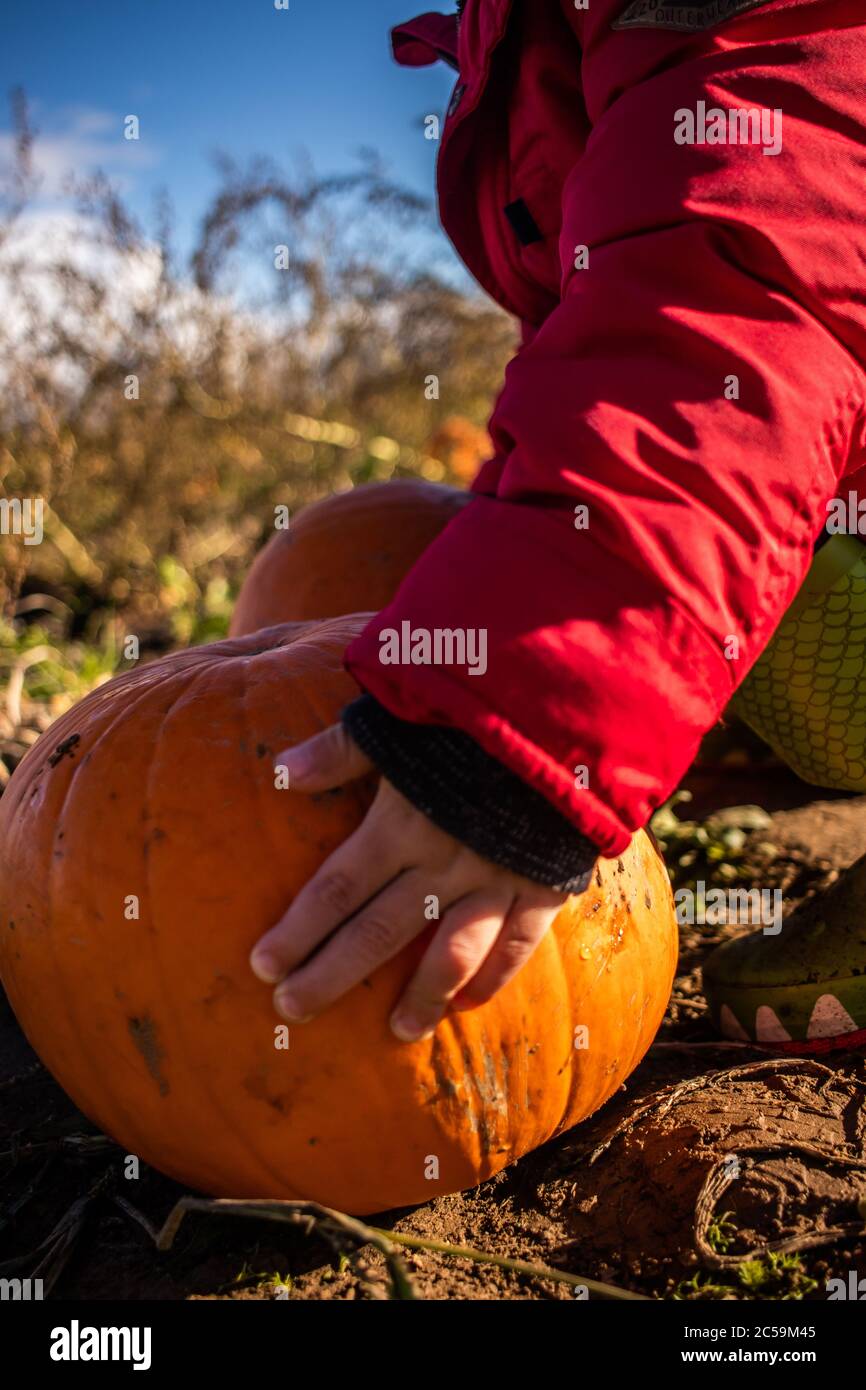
xmin=0 ymin=104 xmax=161 ymax=200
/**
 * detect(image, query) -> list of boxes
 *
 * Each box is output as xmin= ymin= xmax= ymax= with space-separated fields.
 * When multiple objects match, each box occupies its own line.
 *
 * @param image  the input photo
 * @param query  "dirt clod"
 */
xmin=565 ymin=1057 xmax=866 ymax=1280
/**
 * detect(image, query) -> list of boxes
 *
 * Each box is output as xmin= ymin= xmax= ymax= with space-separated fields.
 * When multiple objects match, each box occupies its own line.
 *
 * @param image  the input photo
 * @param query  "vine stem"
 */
xmin=369 ymin=1227 xmax=648 ymax=1300
xmin=153 ymin=1197 xmax=418 ymax=1299
xmin=149 ymin=1195 xmax=646 ymax=1300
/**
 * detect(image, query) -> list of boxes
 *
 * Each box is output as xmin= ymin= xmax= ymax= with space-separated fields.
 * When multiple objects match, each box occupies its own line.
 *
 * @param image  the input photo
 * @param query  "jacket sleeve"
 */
xmin=345 ymin=24 xmax=866 ymax=858
xmin=342 ymin=693 xmax=598 ymax=892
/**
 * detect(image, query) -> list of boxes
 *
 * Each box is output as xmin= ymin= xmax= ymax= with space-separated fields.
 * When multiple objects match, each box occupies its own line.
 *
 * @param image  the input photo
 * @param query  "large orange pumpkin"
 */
xmin=230 ymin=479 xmax=470 ymax=636
xmin=0 ymin=617 xmax=677 ymax=1214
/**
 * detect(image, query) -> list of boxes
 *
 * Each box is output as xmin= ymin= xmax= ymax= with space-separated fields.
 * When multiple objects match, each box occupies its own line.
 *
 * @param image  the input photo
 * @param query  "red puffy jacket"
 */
xmin=346 ymin=0 xmax=866 ymax=858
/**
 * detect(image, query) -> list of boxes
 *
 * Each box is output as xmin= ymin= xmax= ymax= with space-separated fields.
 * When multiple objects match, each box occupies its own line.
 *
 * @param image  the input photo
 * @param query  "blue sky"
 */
xmin=1 ymin=0 xmax=457 ymax=260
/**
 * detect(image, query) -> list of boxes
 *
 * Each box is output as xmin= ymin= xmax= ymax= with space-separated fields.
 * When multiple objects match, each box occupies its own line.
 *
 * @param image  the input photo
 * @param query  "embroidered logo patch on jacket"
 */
xmin=613 ymin=0 xmax=770 ymax=32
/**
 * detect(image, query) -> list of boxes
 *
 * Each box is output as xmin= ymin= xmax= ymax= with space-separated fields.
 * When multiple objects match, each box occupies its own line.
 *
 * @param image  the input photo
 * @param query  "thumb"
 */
xmin=276 ymin=723 xmax=373 ymax=791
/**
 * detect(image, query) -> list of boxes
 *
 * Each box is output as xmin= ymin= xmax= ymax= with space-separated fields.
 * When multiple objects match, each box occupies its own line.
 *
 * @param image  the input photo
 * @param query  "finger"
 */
xmin=450 ymin=896 xmax=559 ymax=1012
xmin=390 ymin=890 xmax=513 ymax=1042
xmin=272 ymin=868 xmax=450 ymax=1022
xmin=250 ymin=801 xmax=404 ymax=984
xmin=275 ymin=723 xmax=372 ymax=792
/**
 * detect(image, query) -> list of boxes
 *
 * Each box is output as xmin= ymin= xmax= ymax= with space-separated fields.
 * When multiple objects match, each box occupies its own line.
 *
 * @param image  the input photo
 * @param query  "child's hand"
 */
xmin=249 ymin=725 xmax=566 ymax=1041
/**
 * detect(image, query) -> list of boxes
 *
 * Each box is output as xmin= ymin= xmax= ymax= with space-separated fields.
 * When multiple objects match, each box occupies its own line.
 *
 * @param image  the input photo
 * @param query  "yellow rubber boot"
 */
xmin=707 ymin=533 xmax=866 ymax=1050
xmin=733 ymin=534 xmax=866 ymax=791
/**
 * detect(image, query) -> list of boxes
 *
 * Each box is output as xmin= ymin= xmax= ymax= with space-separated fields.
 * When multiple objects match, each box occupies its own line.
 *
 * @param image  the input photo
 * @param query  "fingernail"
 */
xmin=250 ymin=950 xmax=283 ymax=984
xmin=390 ymin=1011 xmax=435 ymax=1043
xmin=275 ymin=986 xmax=313 ymax=1023
xmin=276 ymin=745 xmax=311 ymax=778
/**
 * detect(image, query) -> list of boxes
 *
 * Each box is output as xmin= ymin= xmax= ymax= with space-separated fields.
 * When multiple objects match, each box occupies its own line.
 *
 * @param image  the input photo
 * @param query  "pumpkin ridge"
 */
xmin=620 ymin=865 xmax=655 ymax=1084
xmin=141 ymin=654 xmax=301 ymax=1195
xmin=634 ymin=841 xmax=677 ymax=1073
xmin=462 ymin=1011 xmax=498 ymax=1173
xmin=234 ymin=641 xmax=358 ymax=1196
xmin=549 ymin=909 xmax=583 ymax=1136
xmin=428 ymin=1010 xmax=486 ymax=1180
xmin=41 ymin=658 xmax=206 ymax=1153
xmin=587 ymin=893 xmax=635 ymax=1119
xmin=239 ymin=619 xmax=427 ymax=1206
xmin=475 ymin=1019 xmax=518 ymax=1165
xmin=99 ymin=657 xmax=243 ymax=1154
xmin=604 ymin=842 xmax=674 ymax=1101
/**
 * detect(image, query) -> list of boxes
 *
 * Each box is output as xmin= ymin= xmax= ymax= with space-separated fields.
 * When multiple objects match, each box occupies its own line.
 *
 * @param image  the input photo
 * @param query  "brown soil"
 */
xmin=563 ymin=1058 xmax=866 ymax=1283
xmin=3 ymin=773 xmax=866 ymax=1301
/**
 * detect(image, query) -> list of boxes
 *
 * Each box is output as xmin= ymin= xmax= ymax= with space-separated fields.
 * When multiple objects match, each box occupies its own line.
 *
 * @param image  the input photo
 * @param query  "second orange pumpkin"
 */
xmin=230 ymin=479 xmax=470 ymax=635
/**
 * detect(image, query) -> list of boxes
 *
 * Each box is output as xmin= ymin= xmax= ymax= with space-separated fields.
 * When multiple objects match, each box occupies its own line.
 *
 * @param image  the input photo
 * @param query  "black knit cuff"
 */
xmin=342 ymin=694 xmax=598 ymax=893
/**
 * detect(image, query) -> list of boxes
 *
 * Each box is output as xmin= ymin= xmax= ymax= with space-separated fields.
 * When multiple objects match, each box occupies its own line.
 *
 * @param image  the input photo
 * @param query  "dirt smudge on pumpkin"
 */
xmin=128 ymin=1016 xmax=169 ymax=1097
xmin=462 ymin=1040 xmax=508 ymax=1157
xmin=47 ymin=733 xmax=81 ymax=768
xmin=243 ymin=1068 xmax=293 ymax=1116
xmin=424 ymin=1035 xmax=459 ymax=1107
xmin=202 ymin=973 xmax=234 ymax=1009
